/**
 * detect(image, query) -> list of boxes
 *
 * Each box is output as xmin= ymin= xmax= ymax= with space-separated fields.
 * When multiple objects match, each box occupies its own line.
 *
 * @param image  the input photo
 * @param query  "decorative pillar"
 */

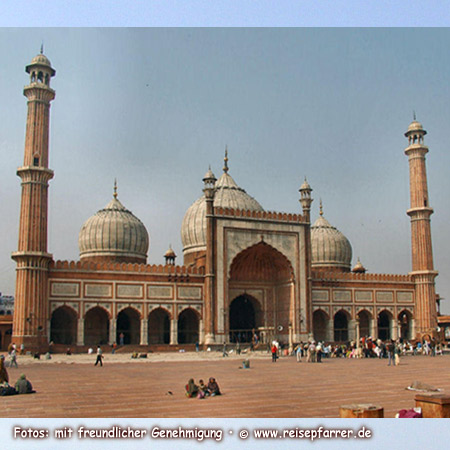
xmin=109 ymin=318 xmax=116 ymax=345
xmin=199 ymin=319 xmax=204 ymax=345
xmin=391 ymin=318 xmax=398 ymax=340
xmin=348 ymin=319 xmax=357 ymax=342
xmin=327 ymin=318 xmax=333 ymax=342
xmin=404 ymin=118 xmax=438 ymax=339
xmin=140 ymin=319 xmax=148 ymax=345
xmin=12 ymin=50 xmax=56 ymax=352
xmin=77 ymin=318 xmax=84 ymax=346
xmin=170 ymin=319 xmax=178 ymax=345
xmin=355 ymin=317 xmax=361 ymax=347
xmin=371 ymin=318 xmax=378 ymax=340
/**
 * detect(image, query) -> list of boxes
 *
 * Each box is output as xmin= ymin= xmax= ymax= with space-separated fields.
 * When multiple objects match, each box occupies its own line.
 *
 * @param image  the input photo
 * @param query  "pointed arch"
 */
xmin=229 ymin=241 xmax=294 ymax=282
xmin=84 ymin=306 xmax=110 ymax=345
xmin=178 ymin=308 xmax=200 ymax=344
xmin=50 ymin=305 xmax=77 ymax=345
xmin=148 ymin=307 xmax=170 ymax=344
xmin=116 ymin=307 xmax=140 ymax=345
xmin=334 ymin=309 xmax=351 ymax=342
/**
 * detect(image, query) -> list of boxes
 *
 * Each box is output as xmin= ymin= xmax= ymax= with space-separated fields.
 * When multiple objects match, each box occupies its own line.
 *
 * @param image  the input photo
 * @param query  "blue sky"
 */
xmin=0 ymin=28 xmax=449 ymax=315
xmin=1 ymin=0 xmax=450 ymax=27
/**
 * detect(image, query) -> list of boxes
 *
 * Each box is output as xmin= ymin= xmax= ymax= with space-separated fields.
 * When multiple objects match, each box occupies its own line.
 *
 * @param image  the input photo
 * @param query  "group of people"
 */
xmin=185 ymin=377 xmax=221 ymax=399
xmin=0 ymin=354 xmax=34 ymax=396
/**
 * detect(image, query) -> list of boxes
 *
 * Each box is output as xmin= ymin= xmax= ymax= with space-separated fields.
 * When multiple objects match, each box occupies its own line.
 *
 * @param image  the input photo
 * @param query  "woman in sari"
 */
xmin=185 ymin=378 xmax=199 ymax=398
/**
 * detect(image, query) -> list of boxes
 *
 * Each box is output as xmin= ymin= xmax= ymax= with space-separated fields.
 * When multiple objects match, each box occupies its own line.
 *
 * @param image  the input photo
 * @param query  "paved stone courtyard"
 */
xmin=1 ymin=352 xmax=449 ymax=418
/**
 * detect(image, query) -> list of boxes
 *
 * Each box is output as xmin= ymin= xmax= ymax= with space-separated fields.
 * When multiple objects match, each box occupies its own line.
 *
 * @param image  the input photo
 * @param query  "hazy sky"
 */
xmin=1 ymin=28 xmax=449 ymax=313
xmin=1 ymin=1 xmax=450 ymax=27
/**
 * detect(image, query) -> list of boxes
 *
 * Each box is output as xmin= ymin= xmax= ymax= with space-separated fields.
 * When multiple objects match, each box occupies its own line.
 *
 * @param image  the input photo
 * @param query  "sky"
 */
xmin=1 ymin=28 xmax=450 ymax=315
xmin=1 ymin=0 xmax=450 ymax=27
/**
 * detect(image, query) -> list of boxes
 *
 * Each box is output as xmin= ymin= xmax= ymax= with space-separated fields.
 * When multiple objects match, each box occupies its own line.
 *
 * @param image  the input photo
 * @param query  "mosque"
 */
xmin=11 ymin=51 xmax=439 ymax=351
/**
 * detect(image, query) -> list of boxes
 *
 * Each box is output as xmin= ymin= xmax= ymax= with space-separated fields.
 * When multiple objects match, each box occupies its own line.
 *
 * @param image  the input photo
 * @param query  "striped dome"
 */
xmin=79 ymin=195 xmax=149 ymax=263
xmin=181 ymin=170 xmax=264 ymax=257
xmin=311 ymin=214 xmax=352 ymax=271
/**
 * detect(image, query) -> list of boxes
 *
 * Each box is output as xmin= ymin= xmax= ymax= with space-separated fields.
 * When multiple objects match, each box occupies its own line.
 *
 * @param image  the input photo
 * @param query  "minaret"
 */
xmin=299 ymin=178 xmax=313 ymax=340
xmin=203 ymin=165 xmax=217 ymax=345
xmin=11 ymin=50 xmax=56 ymax=351
xmin=404 ymin=118 xmax=438 ymax=338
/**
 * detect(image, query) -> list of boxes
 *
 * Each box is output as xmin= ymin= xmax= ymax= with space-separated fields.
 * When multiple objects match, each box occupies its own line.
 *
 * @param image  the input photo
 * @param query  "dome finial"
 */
xmin=413 ymin=110 xmax=416 ymax=121
xmin=113 ymin=179 xmax=118 ymax=199
xmin=40 ymin=42 xmax=44 ymax=54
xmin=223 ymin=146 xmax=229 ymax=173
xmin=319 ymin=199 xmax=323 ymax=216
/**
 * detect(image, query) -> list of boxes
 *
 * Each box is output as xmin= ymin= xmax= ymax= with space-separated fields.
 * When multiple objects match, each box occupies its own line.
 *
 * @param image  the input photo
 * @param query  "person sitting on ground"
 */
xmin=207 ymin=377 xmax=221 ymax=396
xmin=15 ymin=374 xmax=34 ymax=394
xmin=198 ymin=379 xmax=209 ymax=397
xmin=66 ymin=348 xmax=72 ymax=355
xmin=0 ymin=355 xmax=9 ymax=384
xmin=185 ymin=378 xmax=199 ymax=398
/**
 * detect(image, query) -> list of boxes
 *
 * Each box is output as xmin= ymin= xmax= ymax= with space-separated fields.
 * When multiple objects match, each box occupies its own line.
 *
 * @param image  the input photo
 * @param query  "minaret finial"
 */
xmin=319 ymin=199 xmax=323 ymax=216
xmin=223 ymin=146 xmax=229 ymax=173
xmin=413 ymin=110 xmax=416 ymax=121
xmin=40 ymin=42 xmax=44 ymax=54
xmin=113 ymin=179 xmax=118 ymax=199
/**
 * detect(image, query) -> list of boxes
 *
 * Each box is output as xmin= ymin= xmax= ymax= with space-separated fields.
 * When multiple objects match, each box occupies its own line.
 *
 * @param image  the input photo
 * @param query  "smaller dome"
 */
xmin=405 ymin=119 xmax=426 ymax=137
xmin=30 ymin=53 xmax=52 ymax=67
xmin=164 ymin=246 xmax=176 ymax=258
xmin=300 ymin=178 xmax=311 ymax=191
xmin=311 ymin=207 xmax=352 ymax=272
xmin=203 ymin=167 xmax=216 ymax=182
xmin=352 ymin=258 xmax=366 ymax=273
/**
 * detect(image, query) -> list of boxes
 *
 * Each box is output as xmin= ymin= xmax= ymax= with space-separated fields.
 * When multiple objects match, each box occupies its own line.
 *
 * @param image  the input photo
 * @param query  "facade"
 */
xmin=12 ymin=52 xmax=440 ymax=351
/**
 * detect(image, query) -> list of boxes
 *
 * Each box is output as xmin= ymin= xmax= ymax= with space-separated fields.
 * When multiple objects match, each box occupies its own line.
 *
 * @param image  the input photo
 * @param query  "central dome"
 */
xmin=181 ymin=153 xmax=264 ymax=263
xmin=79 ymin=188 xmax=149 ymax=264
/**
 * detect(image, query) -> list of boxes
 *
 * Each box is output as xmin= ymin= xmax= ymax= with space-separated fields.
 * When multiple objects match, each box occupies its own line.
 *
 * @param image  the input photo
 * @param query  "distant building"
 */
xmin=0 ymin=294 xmax=13 ymax=350
xmin=11 ymin=51 xmax=440 ymax=351
xmin=0 ymin=294 xmax=14 ymax=316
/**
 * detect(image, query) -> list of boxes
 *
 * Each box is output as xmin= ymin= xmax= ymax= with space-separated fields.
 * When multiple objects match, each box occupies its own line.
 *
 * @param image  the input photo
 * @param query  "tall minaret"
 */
xmin=11 ymin=50 xmax=56 ymax=351
xmin=404 ymin=118 xmax=438 ymax=338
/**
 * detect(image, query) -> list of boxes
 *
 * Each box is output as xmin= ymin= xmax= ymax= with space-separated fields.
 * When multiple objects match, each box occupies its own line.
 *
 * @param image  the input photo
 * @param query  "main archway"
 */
xmin=229 ymin=241 xmax=294 ymax=342
xmin=229 ymin=295 xmax=262 ymax=343
xmin=50 ymin=306 xmax=77 ymax=345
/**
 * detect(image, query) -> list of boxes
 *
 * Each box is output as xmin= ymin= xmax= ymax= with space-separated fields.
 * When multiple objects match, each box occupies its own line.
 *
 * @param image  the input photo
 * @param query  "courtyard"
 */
xmin=1 ymin=351 xmax=450 ymax=418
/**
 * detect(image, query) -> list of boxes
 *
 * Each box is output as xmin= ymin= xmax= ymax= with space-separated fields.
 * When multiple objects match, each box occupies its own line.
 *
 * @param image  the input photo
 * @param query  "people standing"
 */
xmin=10 ymin=348 xmax=19 ymax=368
xmin=95 ymin=346 xmax=103 ymax=366
xmin=271 ymin=343 xmax=278 ymax=362
xmin=387 ymin=340 xmax=396 ymax=366
xmin=222 ymin=342 xmax=228 ymax=357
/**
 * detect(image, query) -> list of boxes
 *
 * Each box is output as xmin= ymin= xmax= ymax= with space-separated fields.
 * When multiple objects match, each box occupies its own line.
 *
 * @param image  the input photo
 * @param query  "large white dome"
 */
xmin=79 ymin=194 xmax=149 ymax=264
xmin=181 ymin=167 xmax=264 ymax=258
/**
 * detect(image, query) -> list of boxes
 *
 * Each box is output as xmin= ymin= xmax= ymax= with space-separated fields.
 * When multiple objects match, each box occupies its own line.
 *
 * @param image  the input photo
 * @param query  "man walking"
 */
xmin=95 ymin=346 xmax=103 ymax=366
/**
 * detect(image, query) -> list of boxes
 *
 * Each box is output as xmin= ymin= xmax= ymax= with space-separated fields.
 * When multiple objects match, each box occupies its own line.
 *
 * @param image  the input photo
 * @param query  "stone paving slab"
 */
xmin=1 ymin=353 xmax=449 ymax=418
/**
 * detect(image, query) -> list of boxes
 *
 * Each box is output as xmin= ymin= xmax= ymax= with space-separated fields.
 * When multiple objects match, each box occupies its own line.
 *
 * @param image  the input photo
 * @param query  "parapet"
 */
xmin=214 ymin=207 xmax=306 ymax=223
